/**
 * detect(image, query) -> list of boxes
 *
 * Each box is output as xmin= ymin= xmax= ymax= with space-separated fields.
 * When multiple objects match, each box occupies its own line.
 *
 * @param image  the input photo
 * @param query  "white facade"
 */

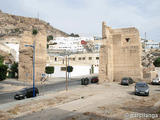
xmin=46 ymin=52 xmax=100 ymax=77
xmin=48 ymin=65 xmax=99 ymax=78
xmin=141 ymin=39 xmax=160 ymax=50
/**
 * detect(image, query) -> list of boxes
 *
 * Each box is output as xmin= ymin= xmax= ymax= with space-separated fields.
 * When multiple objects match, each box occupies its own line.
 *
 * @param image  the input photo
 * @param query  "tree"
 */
xmin=67 ymin=66 xmax=73 ymax=72
xmin=0 ymin=55 xmax=4 ymax=64
xmin=0 ymin=64 xmax=8 ymax=81
xmin=70 ymin=33 xmax=79 ymax=37
xmin=45 ymin=66 xmax=54 ymax=74
xmin=153 ymin=57 xmax=160 ymax=67
xmin=47 ymin=44 xmax=49 ymax=49
xmin=0 ymin=55 xmax=8 ymax=80
xmin=10 ymin=62 xmax=18 ymax=78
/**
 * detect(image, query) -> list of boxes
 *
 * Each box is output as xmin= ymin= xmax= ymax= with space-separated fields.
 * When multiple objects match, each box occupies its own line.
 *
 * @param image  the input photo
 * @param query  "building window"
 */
xmin=73 ymin=58 xmax=75 ymax=61
xmin=61 ymin=67 xmax=66 ymax=71
xmin=96 ymin=57 xmax=99 ymax=60
xmin=125 ymin=38 xmax=130 ymax=42
xmin=89 ymin=57 xmax=92 ymax=60
xmin=55 ymin=57 xmax=57 ymax=61
xmin=83 ymin=57 xmax=85 ymax=60
xmin=78 ymin=57 xmax=81 ymax=60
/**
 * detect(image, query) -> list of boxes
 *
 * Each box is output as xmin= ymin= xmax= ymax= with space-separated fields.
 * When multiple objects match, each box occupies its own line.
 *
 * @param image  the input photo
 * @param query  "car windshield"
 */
xmin=136 ymin=83 xmax=147 ymax=87
xmin=19 ymin=88 xmax=27 ymax=94
xmin=122 ymin=78 xmax=128 ymax=81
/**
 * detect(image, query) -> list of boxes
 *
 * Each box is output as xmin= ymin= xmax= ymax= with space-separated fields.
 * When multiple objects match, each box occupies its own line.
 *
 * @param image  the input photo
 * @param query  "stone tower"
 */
xmin=99 ymin=22 xmax=143 ymax=83
xmin=19 ymin=30 xmax=47 ymax=82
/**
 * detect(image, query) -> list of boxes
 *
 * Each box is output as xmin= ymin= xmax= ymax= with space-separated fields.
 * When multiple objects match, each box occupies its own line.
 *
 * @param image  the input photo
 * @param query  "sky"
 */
xmin=0 ymin=0 xmax=160 ymax=42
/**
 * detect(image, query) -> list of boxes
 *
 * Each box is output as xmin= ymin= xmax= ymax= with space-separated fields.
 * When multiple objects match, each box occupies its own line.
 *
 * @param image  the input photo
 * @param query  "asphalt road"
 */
xmin=0 ymin=78 xmax=81 ymax=105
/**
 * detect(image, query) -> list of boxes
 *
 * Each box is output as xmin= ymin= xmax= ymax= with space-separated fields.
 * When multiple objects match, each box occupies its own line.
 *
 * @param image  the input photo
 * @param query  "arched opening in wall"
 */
xmin=55 ymin=57 xmax=57 ymax=61
xmin=125 ymin=38 xmax=130 ymax=42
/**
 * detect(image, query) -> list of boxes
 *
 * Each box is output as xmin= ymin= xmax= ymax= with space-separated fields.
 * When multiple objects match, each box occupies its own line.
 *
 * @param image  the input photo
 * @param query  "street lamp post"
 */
xmin=24 ymin=40 xmax=36 ymax=97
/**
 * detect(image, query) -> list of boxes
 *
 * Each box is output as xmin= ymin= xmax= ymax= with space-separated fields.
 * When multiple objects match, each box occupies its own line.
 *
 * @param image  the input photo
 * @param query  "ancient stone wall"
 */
xmin=19 ymin=30 xmax=46 ymax=82
xmin=99 ymin=22 xmax=143 ymax=83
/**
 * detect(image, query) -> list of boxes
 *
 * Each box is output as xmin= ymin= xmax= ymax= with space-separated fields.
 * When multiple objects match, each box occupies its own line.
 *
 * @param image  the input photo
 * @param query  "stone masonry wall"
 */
xmin=99 ymin=22 xmax=143 ymax=83
xmin=19 ymin=30 xmax=46 ymax=82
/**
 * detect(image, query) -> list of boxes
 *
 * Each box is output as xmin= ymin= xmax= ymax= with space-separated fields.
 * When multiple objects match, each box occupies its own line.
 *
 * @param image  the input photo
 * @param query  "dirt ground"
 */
xmin=0 ymin=82 xmax=160 ymax=120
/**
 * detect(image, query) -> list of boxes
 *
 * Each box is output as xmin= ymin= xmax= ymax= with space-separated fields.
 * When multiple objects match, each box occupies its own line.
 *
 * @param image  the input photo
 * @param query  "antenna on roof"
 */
xmin=37 ymin=11 xmax=39 ymax=20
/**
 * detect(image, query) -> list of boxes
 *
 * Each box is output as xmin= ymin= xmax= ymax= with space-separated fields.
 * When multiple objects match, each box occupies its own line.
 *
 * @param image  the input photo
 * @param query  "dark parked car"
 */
xmin=135 ymin=82 xmax=149 ymax=96
xmin=121 ymin=77 xmax=134 ymax=85
xmin=151 ymin=77 xmax=160 ymax=85
xmin=14 ymin=87 xmax=39 ymax=100
xmin=81 ymin=78 xmax=89 ymax=85
xmin=91 ymin=76 xmax=99 ymax=83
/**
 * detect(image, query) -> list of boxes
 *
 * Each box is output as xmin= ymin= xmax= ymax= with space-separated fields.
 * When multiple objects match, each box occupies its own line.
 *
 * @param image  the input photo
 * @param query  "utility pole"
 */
xmin=144 ymin=32 xmax=147 ymax=50
xmin=68 ymin=55 xmax=69 ymax=79
xmin=65 ymin=56 xmax=68 ymax=91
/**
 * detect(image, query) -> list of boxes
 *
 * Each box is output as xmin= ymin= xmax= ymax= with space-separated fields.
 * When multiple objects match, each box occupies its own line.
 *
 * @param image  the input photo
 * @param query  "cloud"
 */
xmin=0 ymin=0 xmax=160 ymax=41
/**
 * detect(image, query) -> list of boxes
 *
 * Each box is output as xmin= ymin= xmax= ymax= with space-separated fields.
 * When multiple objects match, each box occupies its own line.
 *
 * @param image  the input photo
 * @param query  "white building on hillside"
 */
xmin=48 ymin=37 xmax=94 ymax=52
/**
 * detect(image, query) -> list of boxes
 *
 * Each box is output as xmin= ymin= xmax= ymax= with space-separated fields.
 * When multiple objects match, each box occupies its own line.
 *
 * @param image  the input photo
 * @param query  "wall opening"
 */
xmin=125 ymin=38 xmax=130 ymax=42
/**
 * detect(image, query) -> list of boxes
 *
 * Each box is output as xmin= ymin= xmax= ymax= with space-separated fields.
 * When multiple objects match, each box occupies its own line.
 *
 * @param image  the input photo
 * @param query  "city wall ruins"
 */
xmin=19 ymin=30 xmax=47 ymax=82
xmin=99 ymin=22 xmax=143 ymax=83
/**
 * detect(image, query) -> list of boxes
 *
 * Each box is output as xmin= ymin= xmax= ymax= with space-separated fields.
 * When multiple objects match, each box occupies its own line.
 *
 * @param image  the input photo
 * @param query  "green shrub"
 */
xmin=47 ymin=35 xmax=53 ymax=42
xmin=153 ymin=57 xmax=160 ymax=67
xmin=0 ymin=64 xmax=8 ymax=81
xmin=32 ymin=29 xmax=38 ymax=35
xmin=45 ymin=66 xmax=54 ymax=74
xmin=15 ymin=28 xmax=19 ymax=33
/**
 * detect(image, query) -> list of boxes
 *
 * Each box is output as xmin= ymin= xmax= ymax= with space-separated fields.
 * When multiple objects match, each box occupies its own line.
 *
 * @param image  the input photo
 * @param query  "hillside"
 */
xmin=0 ymin=10 xmax=69 ymax=39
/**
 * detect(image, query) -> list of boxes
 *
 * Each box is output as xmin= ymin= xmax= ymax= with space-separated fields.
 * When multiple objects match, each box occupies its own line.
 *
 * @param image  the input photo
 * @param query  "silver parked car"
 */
xmin=135 ymin=82 xmax=149 ymax=96
xmin=151 ymin=77 xmax=160 ymax=85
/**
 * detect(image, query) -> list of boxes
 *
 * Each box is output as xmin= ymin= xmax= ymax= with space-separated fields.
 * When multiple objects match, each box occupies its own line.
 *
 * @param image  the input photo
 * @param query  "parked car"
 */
xmin=14 ymin=87 xmax=39 ymax=100
xmin=91 ymin=76 xmax=99 ymax=83
xmin=151 ymin=77 xmax=160 ymax=85
xmin=121 ymin=77 xmax=134 ymax=85
xmin=135 ymin=82 xmax=149 ymax=96
xmin=81 ymin=78 xmax=89 ymax=85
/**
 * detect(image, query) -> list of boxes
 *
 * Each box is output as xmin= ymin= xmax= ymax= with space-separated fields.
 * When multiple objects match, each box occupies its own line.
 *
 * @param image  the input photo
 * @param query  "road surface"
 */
xmin=0 ymin=78 xmax=81 ymax=105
